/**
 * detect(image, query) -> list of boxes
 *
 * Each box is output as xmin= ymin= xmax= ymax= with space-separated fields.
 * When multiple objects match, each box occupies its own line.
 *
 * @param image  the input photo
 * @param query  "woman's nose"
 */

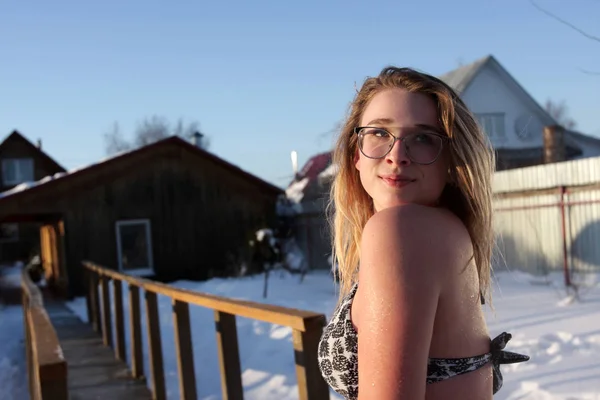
xmin=385 ymin=138 xmax=411 ymax=166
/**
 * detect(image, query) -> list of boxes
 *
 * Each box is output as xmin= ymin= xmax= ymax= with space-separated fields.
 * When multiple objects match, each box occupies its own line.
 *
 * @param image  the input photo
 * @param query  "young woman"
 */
xmin=318 ymin=67 xmax=529 ymax=399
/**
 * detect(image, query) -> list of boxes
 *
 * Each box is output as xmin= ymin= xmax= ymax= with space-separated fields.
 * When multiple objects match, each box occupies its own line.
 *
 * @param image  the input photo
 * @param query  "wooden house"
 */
xmin=0 ymin=131 xmax=66 ymax=263
xmin=0 ymin=136 xmax=283 ymax=297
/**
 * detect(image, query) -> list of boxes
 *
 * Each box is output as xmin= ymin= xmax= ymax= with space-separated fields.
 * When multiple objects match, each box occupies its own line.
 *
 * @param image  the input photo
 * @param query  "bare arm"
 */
xmin=354 ymin=205 xmax=457 ymax=400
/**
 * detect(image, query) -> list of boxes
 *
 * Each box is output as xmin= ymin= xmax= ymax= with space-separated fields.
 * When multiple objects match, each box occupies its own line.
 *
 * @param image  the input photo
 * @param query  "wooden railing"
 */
xmin=21 ymin=268 xmax=68 ymax=400
xmin=82 ymin=261 xmax=330 ymax=400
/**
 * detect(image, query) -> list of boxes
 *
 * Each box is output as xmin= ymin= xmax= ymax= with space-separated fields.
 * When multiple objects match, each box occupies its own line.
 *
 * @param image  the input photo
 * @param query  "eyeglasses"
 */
xmin=354 ymin=126 xmax=450 ymax=165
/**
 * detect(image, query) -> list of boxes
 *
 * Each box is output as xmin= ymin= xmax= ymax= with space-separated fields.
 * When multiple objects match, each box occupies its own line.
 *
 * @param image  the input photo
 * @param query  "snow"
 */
xmin=0 ymin=305 xmax=28 ymax=400
xmin=0 ymin=146 xmax=135 ymax=199
xmin=318 ymin=163 xmax=338 ymax=181
xmin=0 ymin=263 xmax=29 ymax=400
xmin=0 ymin=262 xmax=24 ymax=287
xmin=285 ymin=177 xmax=309 ymax=204
xmin=255 ymin=228 xmax=277 ymax=248
xmin=62 ymin=269 xmax=600 ymax=400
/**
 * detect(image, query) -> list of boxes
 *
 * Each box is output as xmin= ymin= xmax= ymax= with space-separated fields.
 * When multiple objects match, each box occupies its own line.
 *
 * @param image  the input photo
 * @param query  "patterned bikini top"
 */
xmin=317 ymin=283 xmax=529 ymax=399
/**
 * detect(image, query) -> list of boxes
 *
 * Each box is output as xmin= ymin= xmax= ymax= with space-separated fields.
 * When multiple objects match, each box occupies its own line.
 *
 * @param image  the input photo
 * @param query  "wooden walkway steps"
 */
xmin=43 ymin=294 xmax=152 ymax=400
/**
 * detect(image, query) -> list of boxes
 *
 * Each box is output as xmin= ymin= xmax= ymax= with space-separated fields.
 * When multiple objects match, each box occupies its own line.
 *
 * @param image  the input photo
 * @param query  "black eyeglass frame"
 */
xmin=353 ymin=126 xmax=451 ymax=165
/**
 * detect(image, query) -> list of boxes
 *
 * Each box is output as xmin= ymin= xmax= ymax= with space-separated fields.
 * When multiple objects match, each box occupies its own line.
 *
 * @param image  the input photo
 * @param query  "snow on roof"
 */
xmin=318 ymin=163 xmax=338 ymax=181
xmin=0 ymin=146 xmax=133 ymax=199
xmin=285 ymin=177 xmax=309 ymax=204
xmin=0 ymin=172 xmax=68 ymax=199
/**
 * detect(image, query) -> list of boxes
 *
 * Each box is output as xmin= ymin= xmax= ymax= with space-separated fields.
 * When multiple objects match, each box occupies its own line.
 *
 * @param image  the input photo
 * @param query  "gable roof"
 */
xmin=285 ymin=151 xmax=332 ymax=204
xmin=440 ymin=54 xmax=556 ymax=125
xmin=297 ymin=151 xmax=332 ymax=182
xmin=440 ymin=55 xmax=556 ymax=128
xmin=440 ymin=55 xmax=600 ymax=147
xmin=439 ymin=55 xmax=491 ymax=94
xmin=0 ymin=135 xmax=282 ymax=202
xmin=0 ymin=130 xmax=66 ymax=172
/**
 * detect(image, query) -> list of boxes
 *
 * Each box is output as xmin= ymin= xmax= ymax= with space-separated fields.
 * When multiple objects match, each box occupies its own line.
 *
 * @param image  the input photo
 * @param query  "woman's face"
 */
xmin=355 ymin=88 xmax=451 ymax=212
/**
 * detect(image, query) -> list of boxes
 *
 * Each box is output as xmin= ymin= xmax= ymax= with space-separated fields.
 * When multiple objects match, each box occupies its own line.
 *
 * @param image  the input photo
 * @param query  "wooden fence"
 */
xmin=21 ymin=268 xmax=68 ymax=400
xmin=83 ymin=260 xmax=330 ymax=400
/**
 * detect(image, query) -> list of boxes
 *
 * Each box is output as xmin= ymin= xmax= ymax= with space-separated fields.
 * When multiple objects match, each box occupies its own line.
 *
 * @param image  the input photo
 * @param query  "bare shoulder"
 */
xmin=364 ymin=203 xmax=468 ymax=236
xmin=360 ymin=204 xmax=471 ymax=278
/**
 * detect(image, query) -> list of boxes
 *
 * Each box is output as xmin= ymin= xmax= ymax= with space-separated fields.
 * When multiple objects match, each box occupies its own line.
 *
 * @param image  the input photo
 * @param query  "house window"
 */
xmin=0 ymin=223 xmax=19 ymax=242
xmin=475 ymin=113 xmax=506 ymax=138
xmin=115 ymin=219 xmax=154 ymax=276
xmin=2 ymin=158 xmax=34 ymax=186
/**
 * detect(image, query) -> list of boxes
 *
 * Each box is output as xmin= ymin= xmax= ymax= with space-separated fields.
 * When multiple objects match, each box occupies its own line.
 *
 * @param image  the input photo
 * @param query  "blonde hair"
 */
xmin=327 ymin=66 xmax=496 ymax=304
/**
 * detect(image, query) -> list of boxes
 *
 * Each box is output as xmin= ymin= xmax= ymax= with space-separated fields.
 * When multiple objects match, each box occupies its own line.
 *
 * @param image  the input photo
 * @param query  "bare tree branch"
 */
xmin=103 ymin=122 xmax=132 ymax=155
xmin=544 ymin=99 xmax=577 ymax=129
xmin=530 ymin=0 xmax=600 ymax=43
xmin=133 ymin=115 xmax=171 ymax=148
xmin=103 ymin=115 xmax=209 ymax=155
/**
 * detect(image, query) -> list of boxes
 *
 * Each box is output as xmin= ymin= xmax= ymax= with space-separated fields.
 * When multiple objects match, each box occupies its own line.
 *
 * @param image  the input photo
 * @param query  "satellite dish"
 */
xmin=514 ymin=114 xmax=542 ymax=142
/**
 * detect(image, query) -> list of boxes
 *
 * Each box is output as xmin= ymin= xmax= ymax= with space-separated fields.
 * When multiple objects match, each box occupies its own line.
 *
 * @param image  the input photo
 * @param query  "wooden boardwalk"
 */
xmin=43 ymin=294 xmax=152 ymax=400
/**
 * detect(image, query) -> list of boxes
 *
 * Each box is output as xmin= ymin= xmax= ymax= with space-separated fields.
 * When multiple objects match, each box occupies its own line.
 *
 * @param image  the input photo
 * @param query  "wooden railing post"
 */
xmin=145 ymin=291 xmax=166 ymax=400
xmin=100 ymin=275 xmax=113 ymax=348
xmin=90 ymin=272 xmax=101 ymax=333
xmin=85 ymin=268 xmax=93 ymax=325
xmin=38 ymin=362 xmax=68 ymax=399
xmin=293 ymin=317 xmax=329 ymax=400
xmin=215 ymin=311 xmax=243 ymax=400
xmin=173 ymin=300 xmax=197 ymax=400
xmin=113 ymin=279 xmax=126 ymax=361
xmin=128 ymin=284 xmax=144 ymax=379
xmin=22 ymin=291 xmax=34 ymax=398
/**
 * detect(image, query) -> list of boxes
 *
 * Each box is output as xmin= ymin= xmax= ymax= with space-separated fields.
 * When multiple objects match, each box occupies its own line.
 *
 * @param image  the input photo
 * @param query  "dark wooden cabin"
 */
xmin=0 ymin=136 xmax=283 ymax=297
xmin=0 ymin=131 xmax=66 ymax=263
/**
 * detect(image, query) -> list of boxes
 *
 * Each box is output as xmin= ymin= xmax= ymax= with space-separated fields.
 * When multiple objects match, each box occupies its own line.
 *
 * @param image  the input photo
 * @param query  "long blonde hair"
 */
xmin=327 ymin=66 xmax=496 ymax=304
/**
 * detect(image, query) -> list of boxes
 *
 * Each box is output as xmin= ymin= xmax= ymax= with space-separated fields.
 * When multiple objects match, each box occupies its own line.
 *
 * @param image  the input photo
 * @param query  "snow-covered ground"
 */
xmin=62 ymin=268 xmax=600 ymax=400
xmin=0 ymin=264 xmax=30 ymax=400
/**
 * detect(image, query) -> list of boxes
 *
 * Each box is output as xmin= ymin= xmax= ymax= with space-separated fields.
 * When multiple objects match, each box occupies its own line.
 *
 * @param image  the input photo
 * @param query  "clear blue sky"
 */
xmin=1 ymin=0 xmax=598 ymax=188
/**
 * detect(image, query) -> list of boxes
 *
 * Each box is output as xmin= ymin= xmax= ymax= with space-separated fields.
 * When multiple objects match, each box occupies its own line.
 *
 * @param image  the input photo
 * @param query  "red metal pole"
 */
xmin=559 ymin=186 xmax=571 ymax=287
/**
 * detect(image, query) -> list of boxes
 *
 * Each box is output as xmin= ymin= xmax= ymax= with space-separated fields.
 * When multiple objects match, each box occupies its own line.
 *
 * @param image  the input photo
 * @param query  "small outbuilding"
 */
xmin=0 ymin=136 xmax=283 ymax=297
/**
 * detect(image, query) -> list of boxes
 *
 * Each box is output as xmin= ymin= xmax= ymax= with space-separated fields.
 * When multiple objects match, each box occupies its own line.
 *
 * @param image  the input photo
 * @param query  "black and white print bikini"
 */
xmin=317 ymin=283 xmax=530 ymax=399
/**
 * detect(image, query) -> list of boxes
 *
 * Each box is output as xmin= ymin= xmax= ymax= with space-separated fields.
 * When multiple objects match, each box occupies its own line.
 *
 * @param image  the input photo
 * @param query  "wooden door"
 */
xmin=40 ymin=224 xmax=58 ymax=284
xmin=40 ymin=222 xmax=66 ymax=291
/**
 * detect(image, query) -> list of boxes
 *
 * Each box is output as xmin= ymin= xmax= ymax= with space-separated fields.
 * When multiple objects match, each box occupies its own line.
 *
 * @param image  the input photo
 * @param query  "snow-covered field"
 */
xmin=59 ymin=268 xmax=600 ymax=400
xmin=0 ymin=264 xmax=29 ymax=400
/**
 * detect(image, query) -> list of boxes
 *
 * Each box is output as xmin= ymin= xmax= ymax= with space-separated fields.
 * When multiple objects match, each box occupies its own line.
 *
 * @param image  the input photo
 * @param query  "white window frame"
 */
xmin=0 ymin=223 xmax=19 ymax=243
xmin=2 ymin=158 xmax=34 ymax=186
xmin=115 ymin=219 xmax=154 ymax=276
xmin=475 ymin=113 xmax=506 ymax=138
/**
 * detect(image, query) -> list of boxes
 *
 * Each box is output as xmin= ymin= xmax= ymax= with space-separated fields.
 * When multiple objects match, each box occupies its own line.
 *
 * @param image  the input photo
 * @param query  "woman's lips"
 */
xmin=380 ymin=175 xmax=415 ymax=188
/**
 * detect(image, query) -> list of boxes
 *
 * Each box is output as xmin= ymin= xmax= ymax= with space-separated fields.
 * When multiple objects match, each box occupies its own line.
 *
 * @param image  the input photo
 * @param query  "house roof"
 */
xmin=285 ymin=151 xmax=332 ymax=204
xmin=0 ymin=130 xmax=67 ymax=173
xmin=440 ymin=55 xmax=557 ymax=127
xmin=297 ymin=151 xmax=332 ymax=181
xmin=565 ymin=129 xmax=600 ymax=145
xmin=439 ymin=55 xmax=491 ymax=94
xmin=0 ymin=135 xmax=282 ymax=202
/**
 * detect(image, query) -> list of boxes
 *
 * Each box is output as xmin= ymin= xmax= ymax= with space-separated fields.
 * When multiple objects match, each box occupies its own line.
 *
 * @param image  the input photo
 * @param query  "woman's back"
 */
xmin=427 ymin=227 xmax=493 ymax=399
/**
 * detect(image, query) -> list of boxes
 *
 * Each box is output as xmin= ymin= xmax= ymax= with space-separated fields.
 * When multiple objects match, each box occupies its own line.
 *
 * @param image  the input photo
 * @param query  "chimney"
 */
xmin=543 ymin=125 xmax=565 ymax=164
xmin=36 ymin=139 xmax=42 ymax=149
xmin=191 ymin=131 xmax=204 ymax=148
